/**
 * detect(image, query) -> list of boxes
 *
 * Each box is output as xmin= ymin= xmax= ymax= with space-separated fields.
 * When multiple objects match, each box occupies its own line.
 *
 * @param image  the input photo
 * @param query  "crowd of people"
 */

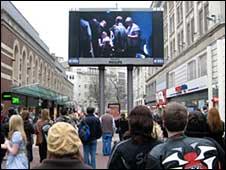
xmin=1 ymin=102 xmax=225 ymax=169
xmin=80 ymin=15 xmax=142 ymax=58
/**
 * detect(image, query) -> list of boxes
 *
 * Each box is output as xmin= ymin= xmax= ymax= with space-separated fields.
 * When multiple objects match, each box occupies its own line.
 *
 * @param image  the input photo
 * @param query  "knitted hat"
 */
xmin=47 ymin=122 xmax=82 ymax=155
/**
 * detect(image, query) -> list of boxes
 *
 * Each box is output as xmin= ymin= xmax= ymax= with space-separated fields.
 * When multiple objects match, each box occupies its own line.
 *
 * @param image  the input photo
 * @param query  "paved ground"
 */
xmin=1 ymin=134 xmax=119 ymax=169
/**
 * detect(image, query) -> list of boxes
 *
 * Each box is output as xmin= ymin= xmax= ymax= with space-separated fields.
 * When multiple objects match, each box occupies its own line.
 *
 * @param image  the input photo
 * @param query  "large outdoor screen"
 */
xmin=69 ymin=9 xmax=164 ymax=66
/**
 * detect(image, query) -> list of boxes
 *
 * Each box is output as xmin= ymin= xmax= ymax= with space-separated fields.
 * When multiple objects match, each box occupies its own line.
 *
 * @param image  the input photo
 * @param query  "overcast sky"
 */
xmin=12 ymin=1 xmax=152 ymax=61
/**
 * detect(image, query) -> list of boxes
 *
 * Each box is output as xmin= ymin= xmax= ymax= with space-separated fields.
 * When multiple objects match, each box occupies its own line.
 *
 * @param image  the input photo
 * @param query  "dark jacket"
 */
xmin=108 ymin=137 xmax=162 ymax=169
xmin=207 ymin=121 xmax=225 ymax=149
xmin=146 ymin=135 xmax=225 ymax=169
xmin=24 ymin=119 xmax=35 ymax=162
xmin=34 ymin=158 xmax=92 ymax=169
xmin=82 ymin=114 xmax=102 ymax=144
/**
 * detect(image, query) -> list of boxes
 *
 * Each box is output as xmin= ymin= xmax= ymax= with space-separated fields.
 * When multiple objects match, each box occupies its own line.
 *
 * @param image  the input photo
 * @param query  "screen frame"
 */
xmin=68 ymin=8 xmax=164 ymax=67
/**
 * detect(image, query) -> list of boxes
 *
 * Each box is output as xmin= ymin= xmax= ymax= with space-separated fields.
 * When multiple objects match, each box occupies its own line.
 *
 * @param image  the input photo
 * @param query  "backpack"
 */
xmin=78 ymin=120 xmax=91 ymax=143
xmin=41 ymin=122 xmax=52 ymax=145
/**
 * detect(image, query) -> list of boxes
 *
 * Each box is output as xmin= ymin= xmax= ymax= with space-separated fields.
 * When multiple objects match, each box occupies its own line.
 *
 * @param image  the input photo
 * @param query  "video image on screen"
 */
xmin=79 ymin=11 xmax=154 ymax=58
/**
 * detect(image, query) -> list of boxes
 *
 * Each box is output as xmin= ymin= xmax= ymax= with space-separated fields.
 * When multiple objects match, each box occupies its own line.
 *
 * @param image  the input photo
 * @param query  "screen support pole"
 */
xmin=127 ymin=66 xmax=133 ymax=115
xmin=99 ymin=66 xmax=105 ymax=116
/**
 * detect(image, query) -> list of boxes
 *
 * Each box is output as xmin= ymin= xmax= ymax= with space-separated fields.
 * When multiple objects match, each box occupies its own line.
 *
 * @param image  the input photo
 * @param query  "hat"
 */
xmin=47 ymin=122 xmax=82 ymax=156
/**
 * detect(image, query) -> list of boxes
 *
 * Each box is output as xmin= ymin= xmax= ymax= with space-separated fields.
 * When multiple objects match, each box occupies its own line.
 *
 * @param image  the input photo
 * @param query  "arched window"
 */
xmin=13 ymin=44 xmax=20 ymax=84
xmin=39 ymin=61 xmax=43 ymax=85
xmin=34 ymin=57 xmax=38 ymax=84
xmin=21 ymin=49 xmax=27 ymax=85
xmin=28 ymin=53 xmax=33 ymax=84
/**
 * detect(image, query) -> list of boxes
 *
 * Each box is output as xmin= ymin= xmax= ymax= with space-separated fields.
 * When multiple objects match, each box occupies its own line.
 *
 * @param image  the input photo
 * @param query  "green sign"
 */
xmin=2 ymin=92 xmax=12 ymax=100
xmin=11 ymin=97 xmax=20 ymax=105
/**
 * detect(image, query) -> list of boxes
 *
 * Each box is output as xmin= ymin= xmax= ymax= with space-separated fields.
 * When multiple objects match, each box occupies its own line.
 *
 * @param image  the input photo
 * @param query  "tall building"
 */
xmin=145 ymin=1 xmax=225 ymax=120
xmin=61 ymin=63 xmax=127 ymax=113
xmin=133 ymin=67 xmax=149 ymax=106
xmin=1 ymin=1 xmax=73 ymax=117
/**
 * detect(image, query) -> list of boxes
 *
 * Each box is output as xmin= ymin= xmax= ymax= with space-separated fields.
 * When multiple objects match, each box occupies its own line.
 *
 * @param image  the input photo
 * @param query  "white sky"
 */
xmin=11 ymin=1 xmax=152 ymax=61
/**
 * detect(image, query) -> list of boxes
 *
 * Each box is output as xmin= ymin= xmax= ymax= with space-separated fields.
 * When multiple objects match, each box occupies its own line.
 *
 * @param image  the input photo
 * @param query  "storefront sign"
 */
xmin=2 ymin=92 xmax=12 ymax=101
xmin=166 ymin=76 xmax=208 ymax=98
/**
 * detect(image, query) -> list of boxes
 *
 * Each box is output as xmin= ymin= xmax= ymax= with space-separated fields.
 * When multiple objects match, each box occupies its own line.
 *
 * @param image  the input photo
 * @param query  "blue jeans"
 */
xmin=102 ymin=132 xmax=113 ymax=156
xmin=83 ymin=140 xmax=97 ymax=169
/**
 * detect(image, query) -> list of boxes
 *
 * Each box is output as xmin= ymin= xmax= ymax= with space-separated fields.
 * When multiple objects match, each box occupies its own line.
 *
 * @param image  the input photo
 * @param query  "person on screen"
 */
xmin=125 ymin=17 xmax=141 ymax=57
xmin=90 ymin=19 xmax=109 ymax=57
xmin=98 ymin=31 xmax=114 ymax=57
xmin=110 ymin=16 xmax=127 ymax=57
xmin=80 ymin=19 xmax=94 ymax=58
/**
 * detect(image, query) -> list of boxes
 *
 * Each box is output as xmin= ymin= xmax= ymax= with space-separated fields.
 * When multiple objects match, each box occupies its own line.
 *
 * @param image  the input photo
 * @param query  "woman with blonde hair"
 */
xmin=207 ymin=107 xmax=225 ymax=148
xmin=35 ymin=109 xmax=51 ymax=162
xmin=1 ymin=115 xmax=28 ymax=169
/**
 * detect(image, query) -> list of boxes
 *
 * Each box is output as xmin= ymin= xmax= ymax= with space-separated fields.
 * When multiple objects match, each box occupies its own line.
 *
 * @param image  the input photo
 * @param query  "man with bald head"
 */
xmin=100 ymin=108 xmax=116 ymax=156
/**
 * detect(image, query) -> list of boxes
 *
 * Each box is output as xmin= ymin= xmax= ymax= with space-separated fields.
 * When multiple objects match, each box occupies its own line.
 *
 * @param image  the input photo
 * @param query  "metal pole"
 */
xmin=127 ymin=66 xmax=133 ymax=114
xmin=99 ymin=66 xmax=105 ymax=116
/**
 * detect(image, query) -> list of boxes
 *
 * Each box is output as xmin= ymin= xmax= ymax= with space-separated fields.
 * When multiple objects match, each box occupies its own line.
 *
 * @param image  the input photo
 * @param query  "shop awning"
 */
xmin=10 ymin=83 xmax=69 ymax=104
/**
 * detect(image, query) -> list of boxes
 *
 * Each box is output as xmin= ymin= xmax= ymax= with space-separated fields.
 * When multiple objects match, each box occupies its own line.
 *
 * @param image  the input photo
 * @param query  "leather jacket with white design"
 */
xmin=145 ymin=135 xmax=225 ymax=169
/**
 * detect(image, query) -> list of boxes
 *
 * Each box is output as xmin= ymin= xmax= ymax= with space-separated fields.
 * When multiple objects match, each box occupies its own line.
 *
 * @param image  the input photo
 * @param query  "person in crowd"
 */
xmin=80 ymin=107 xmax=102 ymax=169
xmin=1 ymin=104 xmax=6 ymax=165
xmin=151 ymin=120 xmax=164 ymax=141
xmin=108 ymin=105 xmax=162 ymax=169
xmin=1 ymin=115 xmax=28 ymax=169
xmin=207 ymin=107 xmax=225 ymax=148
xmin=117 ymin=113 xmax=129 ymax=141
xmin=125 ymin=17 xmax=141 ymax=57
xmin=185 ymin=110 xmax=209 ymax=138
xmin=110 ymin=16 xmax=127 ymax=57
xmin=21 ymin=110 xmax=35 ymax=168
xmin=56 ymin=107 xmax=78 ymax=132
xmin=35 ymin=109 xmax=51 ymax=163
xmin=34 ymin=122 xmax=91 ymax=169
xmin=202 ymin=105 xmax=208 ymax=118
xmin=145 ymin=102 xmax=225 ymax=169
xmin=100 ymin=109 xmax=115 ymax=156
xmin=80 ymin=18 xmax=94 ymax=58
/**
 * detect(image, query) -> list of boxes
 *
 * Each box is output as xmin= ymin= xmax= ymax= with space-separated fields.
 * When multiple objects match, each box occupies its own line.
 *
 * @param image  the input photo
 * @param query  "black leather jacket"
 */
xmin=146 ymin=135 xmax=225 ymax=169
xmin=108 ymin=137 xmax=162 ymax=169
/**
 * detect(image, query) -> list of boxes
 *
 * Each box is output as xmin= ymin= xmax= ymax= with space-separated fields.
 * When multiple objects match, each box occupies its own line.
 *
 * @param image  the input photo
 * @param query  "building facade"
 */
xmin=62 ymin=64 xmax=127 ymax=113
xmin=146 ymin=1 xmax=225 ymax=120
xmin=1 ymin=1 xmax=73 ymax=114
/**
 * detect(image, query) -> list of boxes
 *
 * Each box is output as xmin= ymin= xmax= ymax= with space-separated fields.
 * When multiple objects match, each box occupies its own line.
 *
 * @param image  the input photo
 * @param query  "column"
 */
xmin=217 ymin=39 xmax=225 ymax=121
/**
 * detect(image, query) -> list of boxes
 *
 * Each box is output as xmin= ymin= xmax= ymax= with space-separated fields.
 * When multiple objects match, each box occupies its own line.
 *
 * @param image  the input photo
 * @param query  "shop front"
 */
xmin=10 ymin=83 xmax=70 ymax=119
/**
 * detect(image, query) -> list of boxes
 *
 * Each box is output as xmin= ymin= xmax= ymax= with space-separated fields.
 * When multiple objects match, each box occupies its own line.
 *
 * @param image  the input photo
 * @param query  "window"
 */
xmin=164 ymin=24 xmax=168 ymax=42
xmin=163 ymin=2 xmax=167 ymax=18
xmin=185 ymin=1 xmax=193 ymax=14
xmin=198 ymin=54 xmax=207 ymax=77
xmin=169 ymin=14 xmax=175 ymax=34
xmin=199 ymin=9 xmax=204 ymax=36
xmin=204 ymin=4 xmax=209 ymax=33
xmin=164 ymin=46 xmax=168 ymax=60
xmin=177 ymin=3 xmax=183 ymax=24
xmin=170 ymin=40 xmax=173 ymax=59
xmin=168 ymin=72 xmax=175 ymax=88
xmin=169 ymin=1 xmax=174 ymax=11
xmin=187 ymin=22 xmax=191 ymax=46
xmin=191 ymin=18 xmax=195 ymax=42
xmin=187 ymin=60 xmax=196 ymax=80
xmin=172 ymin=38 xmax=175 ymax=57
